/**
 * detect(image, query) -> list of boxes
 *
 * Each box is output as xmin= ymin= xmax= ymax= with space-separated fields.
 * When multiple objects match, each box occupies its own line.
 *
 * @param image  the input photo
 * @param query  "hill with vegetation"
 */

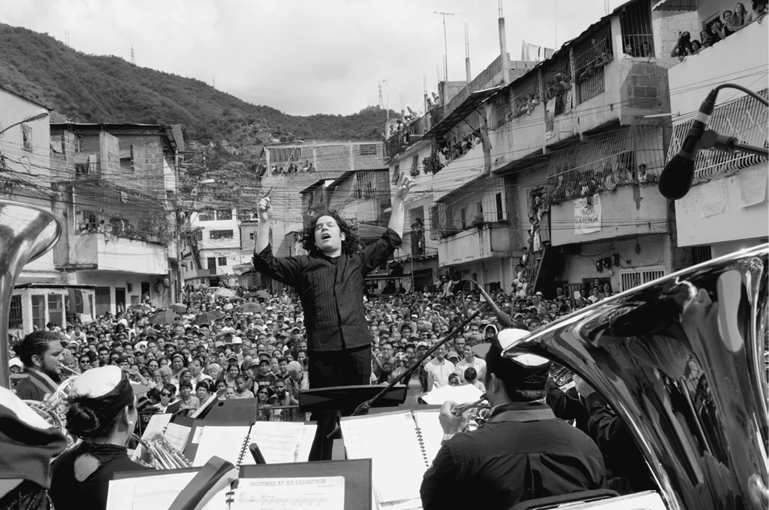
xmin=0 ymin=23 xmax=394 ymax=147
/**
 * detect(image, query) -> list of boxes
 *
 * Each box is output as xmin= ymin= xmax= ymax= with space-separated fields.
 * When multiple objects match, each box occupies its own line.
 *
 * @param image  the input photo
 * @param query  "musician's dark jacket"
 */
xmin=13 ymin=368 xmax=59 ymax=401
xmin=421 ymin=402 xmax=607 ymax=510
xmin=252 ymin=228 xmax=401 ymax=352
xmin=50 ymin=442 xmax=149 ymax=510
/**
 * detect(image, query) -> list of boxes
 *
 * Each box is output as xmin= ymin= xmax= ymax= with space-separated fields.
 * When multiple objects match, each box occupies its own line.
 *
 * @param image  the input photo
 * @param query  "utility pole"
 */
xmin=130 ymin=45 xmax=135 ymax=65
xmin=498 ymin=0 xmax=510 ymax=85
xmin=464 ymin=22 xmax=472 ymax=86
xmin=434 ymin=11 xmax=455 ymax=82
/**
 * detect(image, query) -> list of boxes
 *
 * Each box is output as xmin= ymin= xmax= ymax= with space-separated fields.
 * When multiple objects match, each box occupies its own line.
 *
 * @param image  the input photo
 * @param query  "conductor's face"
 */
xmin=314 ymin=215 xmax=345 ymax=256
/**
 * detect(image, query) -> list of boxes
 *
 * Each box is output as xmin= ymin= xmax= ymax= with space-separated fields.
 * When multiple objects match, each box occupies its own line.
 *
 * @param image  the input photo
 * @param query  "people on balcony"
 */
xmin=747 ymin=0 xmax=768 ymax=23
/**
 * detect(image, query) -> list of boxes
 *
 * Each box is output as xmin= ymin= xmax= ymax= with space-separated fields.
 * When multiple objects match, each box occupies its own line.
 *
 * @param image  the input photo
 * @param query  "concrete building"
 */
xmin=49 ymin=123 xmax=183 ymax=315
xmin=659 ymin=0 xmax=768 ymax=257
xmin=0 ymin=86 xmax=58 ymax=283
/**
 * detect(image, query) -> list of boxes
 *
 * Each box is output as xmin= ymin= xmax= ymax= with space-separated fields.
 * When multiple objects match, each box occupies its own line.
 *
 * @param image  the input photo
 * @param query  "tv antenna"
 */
xmin=434 ymin=11 xmax=456 ymax=81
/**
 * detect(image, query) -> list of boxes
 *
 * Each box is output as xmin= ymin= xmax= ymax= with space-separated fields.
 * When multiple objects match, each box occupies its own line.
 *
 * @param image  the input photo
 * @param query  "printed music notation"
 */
xmin=229 ymin=476 xmax=345 ymax=510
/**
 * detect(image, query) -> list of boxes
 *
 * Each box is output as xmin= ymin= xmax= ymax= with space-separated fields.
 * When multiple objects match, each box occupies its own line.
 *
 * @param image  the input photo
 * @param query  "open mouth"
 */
xmin=321 ymin=233 xmax=331 ymax=240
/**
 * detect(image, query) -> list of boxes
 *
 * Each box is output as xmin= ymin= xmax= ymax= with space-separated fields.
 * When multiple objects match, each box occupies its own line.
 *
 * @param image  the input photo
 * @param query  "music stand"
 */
xmin=298 ymin=385 xmax=407 ymax=413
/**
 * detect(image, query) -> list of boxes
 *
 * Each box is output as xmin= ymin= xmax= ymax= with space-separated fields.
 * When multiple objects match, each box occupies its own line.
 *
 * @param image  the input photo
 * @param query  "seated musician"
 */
xmin=420 ymin=336 xmax=607 ymax=510
xmin=49 ymin=366 xmax=152 ymax=510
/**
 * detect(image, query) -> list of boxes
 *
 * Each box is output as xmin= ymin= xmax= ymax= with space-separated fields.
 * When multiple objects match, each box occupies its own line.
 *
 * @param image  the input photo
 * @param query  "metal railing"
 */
xmin=667 ymin=89 xmax=768 ymax=183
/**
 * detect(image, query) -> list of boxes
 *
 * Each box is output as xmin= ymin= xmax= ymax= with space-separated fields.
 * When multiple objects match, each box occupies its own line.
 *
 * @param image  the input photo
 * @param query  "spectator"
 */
xmin=425 ymin=344 xmax=455 ymax=390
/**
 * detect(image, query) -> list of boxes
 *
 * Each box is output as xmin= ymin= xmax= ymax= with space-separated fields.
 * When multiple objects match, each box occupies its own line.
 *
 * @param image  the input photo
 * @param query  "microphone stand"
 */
xmin=701 ymin=129 xmax=768 ymax=157
xmin=349 ymin=309 xmax=481 ymax=417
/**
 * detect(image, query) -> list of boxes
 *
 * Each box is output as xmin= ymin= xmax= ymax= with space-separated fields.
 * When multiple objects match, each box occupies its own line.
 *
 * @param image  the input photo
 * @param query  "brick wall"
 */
xmin=652 ymin=9 xmax=700 ymax=70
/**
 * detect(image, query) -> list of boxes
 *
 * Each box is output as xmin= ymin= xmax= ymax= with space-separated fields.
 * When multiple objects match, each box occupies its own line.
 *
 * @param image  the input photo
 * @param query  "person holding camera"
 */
xmin=670 ymin=31 xmax=692 ymax=60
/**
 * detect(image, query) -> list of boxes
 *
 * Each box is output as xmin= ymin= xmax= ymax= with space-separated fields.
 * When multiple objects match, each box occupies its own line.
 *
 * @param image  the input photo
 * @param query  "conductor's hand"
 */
xmin=439 ymin=400 xmax=468 ymax=435
xmin=257 ymin=197 xmax=273 ymax=223
xmin=393 ymin=175 xmax=415 ymax=202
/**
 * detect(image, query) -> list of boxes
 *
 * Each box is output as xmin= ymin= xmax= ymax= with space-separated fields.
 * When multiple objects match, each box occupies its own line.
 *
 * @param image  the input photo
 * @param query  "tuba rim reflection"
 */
xmin=503 ymin=244 xmax=768 ymax=510
xmin=0 ymin=199 xmax=61 ymax=389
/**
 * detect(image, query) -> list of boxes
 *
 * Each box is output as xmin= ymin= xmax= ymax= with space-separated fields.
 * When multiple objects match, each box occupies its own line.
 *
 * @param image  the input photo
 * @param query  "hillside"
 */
xmin=0 ymin=23 xmax=394 ymax=146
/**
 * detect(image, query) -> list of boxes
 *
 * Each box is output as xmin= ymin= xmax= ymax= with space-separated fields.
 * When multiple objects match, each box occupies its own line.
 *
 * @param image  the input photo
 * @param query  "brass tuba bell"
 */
xmin=503 ymin=244 xmax=768 ymax=510
xmin=0 ymin=199 xmax=61 ymax=389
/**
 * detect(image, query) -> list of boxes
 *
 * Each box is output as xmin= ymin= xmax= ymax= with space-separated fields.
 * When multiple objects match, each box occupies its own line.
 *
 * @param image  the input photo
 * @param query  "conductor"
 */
xmin=253 ymin=175 xmax=414 ymax=460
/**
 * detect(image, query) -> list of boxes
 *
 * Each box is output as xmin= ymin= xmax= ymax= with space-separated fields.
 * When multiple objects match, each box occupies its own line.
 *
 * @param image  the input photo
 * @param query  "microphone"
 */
xmin=658 ymin=88 xmax=719 ymax=200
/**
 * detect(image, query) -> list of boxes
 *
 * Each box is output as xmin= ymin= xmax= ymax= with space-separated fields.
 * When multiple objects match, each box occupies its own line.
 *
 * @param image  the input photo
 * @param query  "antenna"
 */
xmin=434 ymin=11 xmax=456 ymax=82
xmin=130 ymin=45 xmax=135 ymax=65
xmin=64 ymin=31 xmax=70 ymax=46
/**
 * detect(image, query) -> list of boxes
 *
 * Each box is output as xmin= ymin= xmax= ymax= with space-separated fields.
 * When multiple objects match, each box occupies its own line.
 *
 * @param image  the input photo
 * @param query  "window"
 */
xmin=210 ymin=230 xmax=233 ymax=240
xmin=249 ymin=232 xmax=256 ymax=240
xmin=359 ymin=144 xmax=378 ymax=156
xmin=691 ymin=246 xmax=712 ymax=265
xmin=575 ymin=23 xmax=612 ymax=104
xmin=619 ymin=266 xmax=666 ymax=292
xmin=460 ymin=208 xmax=467 ymax=230
xmin=32 ymin=295 xmax=46 ymax=332
xmin=411 ymin=155 xmax=419 ymax=177
xmin=198 ymin=210 xmax=215 ymax=221
xmin=218 ymin=257 xmax=227 ymax=266
xmin=48 ymin=294 xmax=63 ymax=329
xmin=542 ymin=52 xmax=572 ymax=117
xmin=620 ymin=0 xmax=654 ymax=58
xmin=9 ymin=295 xmax=22 ymax=329
xmin=496 ymin=193 xmax=504 ymax=221
xmin=216 ymin=209 xmax=232 ymax=221
xmin=21 ymin=124 xmax=33 ymax=151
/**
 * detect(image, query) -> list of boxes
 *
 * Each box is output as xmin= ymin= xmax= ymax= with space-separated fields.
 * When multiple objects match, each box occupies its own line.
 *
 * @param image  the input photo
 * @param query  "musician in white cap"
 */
xmin=420 ymin=330 xmax=607 ymax=510
xmin=49 ymin=366 xmax=151 ymax=510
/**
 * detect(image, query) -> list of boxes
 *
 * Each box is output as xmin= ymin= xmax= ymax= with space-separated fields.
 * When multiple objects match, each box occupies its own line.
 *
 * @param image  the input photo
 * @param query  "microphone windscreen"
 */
xmin=658 ymin=155 xmax=696 ymax=200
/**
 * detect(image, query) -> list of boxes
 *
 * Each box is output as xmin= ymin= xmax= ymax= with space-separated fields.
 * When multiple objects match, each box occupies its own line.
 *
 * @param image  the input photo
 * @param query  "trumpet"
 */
xmin=451 ymin=394 xmax=490 ymax=416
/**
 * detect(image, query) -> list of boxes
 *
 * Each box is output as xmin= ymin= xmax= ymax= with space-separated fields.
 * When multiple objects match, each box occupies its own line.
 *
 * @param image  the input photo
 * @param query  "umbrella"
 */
xmin=131 ymin=304 xmax=152 ymax=312
xmin=214 ymin=288 xmax=238 ymax=299
xmin=248 ymin=290 xmax=271 ymax=300
xmin=235 ymin=303 xmax=264 ymax=314
xmin=149 ymin=310 xmax=182 ymax=325
xmin=193 ymin=310 xmax=225 ymax=326
xmin=169 ymin=303 xmax=187 ymax=313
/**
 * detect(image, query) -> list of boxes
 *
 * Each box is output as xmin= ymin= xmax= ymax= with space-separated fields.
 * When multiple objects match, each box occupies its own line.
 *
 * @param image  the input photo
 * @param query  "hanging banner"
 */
xmin=545 ymin=97 xmax=556 ymax=140
xmin=574 ymin=194 xmax=602 ymax=235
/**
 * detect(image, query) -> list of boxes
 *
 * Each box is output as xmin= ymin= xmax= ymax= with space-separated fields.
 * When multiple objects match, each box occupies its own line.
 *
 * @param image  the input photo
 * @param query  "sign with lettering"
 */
xmin=574 ymin=194 xmax=601 ymax=235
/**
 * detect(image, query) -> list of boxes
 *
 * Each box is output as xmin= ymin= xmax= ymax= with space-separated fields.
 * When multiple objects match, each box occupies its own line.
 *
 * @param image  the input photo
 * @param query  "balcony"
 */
xmin=548 ymin=181 xmax=669 ymax=246
xmin=385 ymin=131 xmax=424 ymax=161
xmin=57 ymin=233 xmax=168 ymax=274
xmin=437 ymin=222 xmax=511 ymax=267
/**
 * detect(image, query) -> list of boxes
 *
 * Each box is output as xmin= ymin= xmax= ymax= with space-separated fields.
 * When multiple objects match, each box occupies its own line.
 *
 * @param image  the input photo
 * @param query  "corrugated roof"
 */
xmin=424 ymin=87 xmax=501 ymax=138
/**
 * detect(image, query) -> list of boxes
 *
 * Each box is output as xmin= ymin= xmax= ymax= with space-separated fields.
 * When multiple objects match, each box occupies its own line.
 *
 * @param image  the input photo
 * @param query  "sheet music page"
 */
xmin=231 ymin=476 xmax=344 ymax=510
xmin=131 ymin=413 xmax=173 ymax=461
xmin=164 ymin=422 xmax=192 ymax=454
xmin=246 ymin=421 xmax=306 ymax=464
xmin=106 ymin=471 xmax=197 ymax=510
xmin=341 ymin=411 xmax=425 ymax=504
xmin=420 ymin=383 xmax=482 ymax=405
xmin=193 ymin=425 xmax=251 ymax=467
xmin=412 ymin=409 xmax=444 ymax=467
xmin=295 ymin=423 xmax=317 ymax=462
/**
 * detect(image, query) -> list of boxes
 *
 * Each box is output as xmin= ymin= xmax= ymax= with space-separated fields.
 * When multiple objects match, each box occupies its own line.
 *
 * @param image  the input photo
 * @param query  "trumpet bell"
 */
xmin=504 ymin=244 xmax=768 ymax=510
xmin=0 ymin=200 xmax=61 ymax=388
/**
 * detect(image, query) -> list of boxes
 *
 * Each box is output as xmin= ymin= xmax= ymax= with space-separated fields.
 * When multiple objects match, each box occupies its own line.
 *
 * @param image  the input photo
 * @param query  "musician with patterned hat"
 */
xmin=49 ymin=366 xmax=152 ymax=510
xmin=420 ymin=330 xmax=607 ymax=510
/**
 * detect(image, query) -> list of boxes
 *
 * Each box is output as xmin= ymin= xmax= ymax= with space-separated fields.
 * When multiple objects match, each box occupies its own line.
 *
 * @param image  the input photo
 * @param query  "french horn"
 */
xmin=502 ymin=244 xmax=768 ymax=510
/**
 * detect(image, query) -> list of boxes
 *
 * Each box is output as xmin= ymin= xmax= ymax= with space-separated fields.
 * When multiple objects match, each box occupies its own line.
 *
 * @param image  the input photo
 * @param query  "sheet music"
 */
xmin=295 ymin=423 xmax=317 ymax=462
xmin=231 ymin=476 xmax=344 ymax=510
xmin=193 ymin=425 xmax=251 ymax=467
xmin=131 ymin=413 xmax=173 ymax=461
xmin=420 ymin=383 xmax=482 ymax=405
xmin=106 ymin=471 xmax=231 ymax=510
xmin=164 ymin=422 xmax=192 ymax=454
xmin=246 ymin=422 xmax=307 ymax=465
xmin=107 ymin=471 xmax=196 ymax=510
xmin=412 ymin=409 xmax=444 ymax=467
xmin=341 ymin=411 xmax=425 ymax=504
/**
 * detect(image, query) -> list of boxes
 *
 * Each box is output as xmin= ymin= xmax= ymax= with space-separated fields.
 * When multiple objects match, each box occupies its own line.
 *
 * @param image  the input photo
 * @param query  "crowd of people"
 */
xmin=671 ymin=2 xmax=767 ymax=59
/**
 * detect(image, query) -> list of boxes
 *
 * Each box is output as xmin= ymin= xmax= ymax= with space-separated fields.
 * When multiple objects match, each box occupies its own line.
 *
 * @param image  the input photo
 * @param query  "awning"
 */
xmin=424 ymin=86 xmax=501 ymax=139
xmin=653 ymin=0 xmax=697 ymax=11
xmin=436 ymin=174 xmax=488 ymax=204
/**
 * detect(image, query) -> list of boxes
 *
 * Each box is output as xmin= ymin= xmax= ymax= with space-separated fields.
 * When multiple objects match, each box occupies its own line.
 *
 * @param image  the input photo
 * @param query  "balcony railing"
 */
xmin=385 ymin=131 xmax=424 ymax=160
xmin=668 ymin=89 xmax=768 ymax=184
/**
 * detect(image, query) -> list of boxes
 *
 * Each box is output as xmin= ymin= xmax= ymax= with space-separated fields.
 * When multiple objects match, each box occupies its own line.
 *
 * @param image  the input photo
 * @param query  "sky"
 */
xmin=1 ymin=0 xmax=628 ymax=117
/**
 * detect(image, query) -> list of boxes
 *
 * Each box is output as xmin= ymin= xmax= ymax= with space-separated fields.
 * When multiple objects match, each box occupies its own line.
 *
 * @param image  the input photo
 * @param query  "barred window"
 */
xmin=542 ymin=52 xmax=573 ymax=117
xmin=575 ymin=23 xmax=612 ymax=104
xmin=359 ymin=144 xmax=378 ymax=156
xmin=620 ymin=0 xmax=654 ymax=58
xmin=216 ymin=209 xmax=232 ymax=221
xmin=9 ymin=295 xmax=22 ymax=329
xmin=511 ymin=74 xmax=540 ymax=118
xmin=218 ymin=257 xmax=227 ymax=266
xmin=198 ymin=210 xmax=215 ymax=221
